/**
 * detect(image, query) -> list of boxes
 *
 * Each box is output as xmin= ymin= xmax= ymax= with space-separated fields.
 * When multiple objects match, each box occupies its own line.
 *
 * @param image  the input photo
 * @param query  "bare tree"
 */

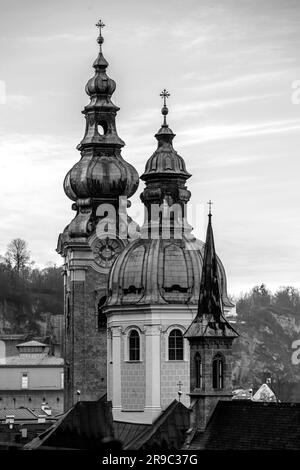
xmin=5 ymin=238 xmax=31 ymax=277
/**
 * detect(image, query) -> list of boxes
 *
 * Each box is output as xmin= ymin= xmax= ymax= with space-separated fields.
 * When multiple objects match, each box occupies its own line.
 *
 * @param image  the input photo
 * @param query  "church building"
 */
xmin=26 ymin=19 xmax=300 ymax=452
xmin=57 ymin=20 xmax=236 ymax=426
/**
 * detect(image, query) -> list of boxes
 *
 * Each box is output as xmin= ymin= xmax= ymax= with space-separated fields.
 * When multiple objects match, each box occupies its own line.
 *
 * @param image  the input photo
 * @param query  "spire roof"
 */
xmin=197 ymin=210 xmax=223 ymax=318
xmin=185 ymin=206 xmax=238 ymax=338
xmin=141 ymin=90 xmax=191 ymax=182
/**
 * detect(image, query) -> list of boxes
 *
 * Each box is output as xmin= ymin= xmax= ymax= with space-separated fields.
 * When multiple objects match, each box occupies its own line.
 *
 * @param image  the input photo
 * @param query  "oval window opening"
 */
xmin=97 ymin=124 xmax=104 ymax=136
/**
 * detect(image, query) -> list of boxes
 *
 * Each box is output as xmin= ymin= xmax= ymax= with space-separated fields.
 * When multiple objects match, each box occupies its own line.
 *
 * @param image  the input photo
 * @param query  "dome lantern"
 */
xmin=141 ymin=90 xmax=191 ymax=221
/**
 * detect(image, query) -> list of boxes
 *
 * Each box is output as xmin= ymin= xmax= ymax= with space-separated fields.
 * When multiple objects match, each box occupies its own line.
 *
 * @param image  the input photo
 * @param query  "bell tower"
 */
xmin=184 ymin=206 xmax=238 ymax=435
xmin=57 ymin=21 xmax=139 ymax=411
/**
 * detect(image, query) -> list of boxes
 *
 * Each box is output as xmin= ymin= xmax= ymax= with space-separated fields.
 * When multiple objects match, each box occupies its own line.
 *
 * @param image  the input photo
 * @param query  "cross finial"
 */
xmin=207 ymin=200 xmax=213 ymax=216
xmin=96 ymin=19 xmax=105 ymax=34
xmin=95 ymin=19 xmax=105 ymax=50
xmin=177 ymin=380 xmax=183 ymax=402
xmin=160 ymin=88 xmax=170 ymax=107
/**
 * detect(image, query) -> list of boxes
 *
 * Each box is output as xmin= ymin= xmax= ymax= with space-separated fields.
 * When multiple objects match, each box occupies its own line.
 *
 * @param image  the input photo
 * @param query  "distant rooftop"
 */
xmin=0 ymin=407 xmax=55 ymax=422
xmin=16 ymin=340 xmax=47 ymax=348
xmin=188 ymin=400 xmax=300 ymax=450
xmin=0 ymin=355 xmax=63 ymax=366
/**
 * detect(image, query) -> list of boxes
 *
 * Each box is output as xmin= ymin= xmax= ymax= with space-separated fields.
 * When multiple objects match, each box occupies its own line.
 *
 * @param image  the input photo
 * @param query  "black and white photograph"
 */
xmin=0 ymin=0 xmax=300 ymax=460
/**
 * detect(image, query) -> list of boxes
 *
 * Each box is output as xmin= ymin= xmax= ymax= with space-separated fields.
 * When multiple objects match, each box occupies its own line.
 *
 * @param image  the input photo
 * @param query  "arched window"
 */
xmin=129 ymin=330 xmax=140 ymax=361
xmin=212 ymin=353 xmax=225 ymax=389
xmin=97 ymin=296 xmax=107 ymax=330
xmin=168 ymin=329 xmax=184 ymax=361
xmin=195 ymin=352 xmax=203 ymax=389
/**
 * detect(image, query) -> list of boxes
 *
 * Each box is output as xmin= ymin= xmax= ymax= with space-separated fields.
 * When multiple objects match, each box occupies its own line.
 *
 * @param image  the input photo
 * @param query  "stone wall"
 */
xmin=0 ymin=389 xmax=64 ymax=412
xmin=64 ymin=264 xmax=108 ymax=410
xmin=160 ymin=331 xmax=190 ymax=409
xmin=121 ymin=332 xmax=145 ymax=410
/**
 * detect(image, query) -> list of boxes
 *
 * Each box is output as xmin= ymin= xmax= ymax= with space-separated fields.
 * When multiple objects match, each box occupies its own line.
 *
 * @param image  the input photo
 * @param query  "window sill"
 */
xmin=165 ymin=360 xmax=188 ymax=363
xmin=125 ymin=360 xmax=143 ymax=363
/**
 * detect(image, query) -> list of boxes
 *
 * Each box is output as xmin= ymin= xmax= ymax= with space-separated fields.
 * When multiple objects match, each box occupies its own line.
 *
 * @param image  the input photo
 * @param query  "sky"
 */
xmin=0 ymin=0 xmax=300 ymax=295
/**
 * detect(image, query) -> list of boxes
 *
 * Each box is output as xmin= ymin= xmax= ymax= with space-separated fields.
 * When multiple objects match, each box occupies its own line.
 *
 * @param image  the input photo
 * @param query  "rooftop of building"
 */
xmin=0 ymin=355 xmax=63 ymax=367
xmin=0 ymin=407 xmax=57 ymax=422
xmin=16 ymin=340 xmax=47 ymax=348
xmin=188 ymin=400 xmax=300 ymax=450
xmin=25 ymin=396 xmax=189 ymax=451
xmin=114 ymin=400 xmax=189 ymax=451
xmin=24 ymin=394 xmax=118 ymax=451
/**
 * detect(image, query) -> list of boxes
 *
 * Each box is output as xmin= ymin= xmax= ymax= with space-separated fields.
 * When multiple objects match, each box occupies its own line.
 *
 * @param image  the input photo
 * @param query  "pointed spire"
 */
xmin=185 ymin=205 xmax=238 ymax=338
xmin=197 ymin=203 xmax=223 ymax=320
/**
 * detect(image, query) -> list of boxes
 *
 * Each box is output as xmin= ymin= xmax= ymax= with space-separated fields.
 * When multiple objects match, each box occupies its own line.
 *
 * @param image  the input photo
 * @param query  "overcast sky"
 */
xmin=0 ymin=0 xmax=300 ymax=295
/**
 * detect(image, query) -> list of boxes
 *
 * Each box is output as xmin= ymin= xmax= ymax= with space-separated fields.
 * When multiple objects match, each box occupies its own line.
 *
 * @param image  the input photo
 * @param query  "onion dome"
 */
xmin=62 ymin=20 xmax=139 ymax=237
xmin=64 ymin=152 xmax=139 ymax=201
xmin=85 ymin=54 xmax=116 ymax=100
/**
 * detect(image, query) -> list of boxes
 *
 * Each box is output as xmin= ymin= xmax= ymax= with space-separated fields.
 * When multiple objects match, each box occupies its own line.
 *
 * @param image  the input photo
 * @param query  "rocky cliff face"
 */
xmin=232 ymin=305 xmax=300 ymax=402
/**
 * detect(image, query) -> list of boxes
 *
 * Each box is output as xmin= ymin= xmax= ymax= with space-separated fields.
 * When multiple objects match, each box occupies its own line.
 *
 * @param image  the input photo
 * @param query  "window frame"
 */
xmin=21 ymin=373 xmax=28 ymax=390
xmin=168 ymin=328 xmax=184 ymax=361
xmin=212 ymin=353 xmax=225 ymax=390
xmin=128 ymin=329 xmax=140 ymax=362
xmin=195 ymin=352 xmax=203 ymax=389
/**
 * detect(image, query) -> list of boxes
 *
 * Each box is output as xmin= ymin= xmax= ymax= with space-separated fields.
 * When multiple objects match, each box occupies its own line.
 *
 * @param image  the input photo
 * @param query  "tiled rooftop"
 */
xmin=189 ymin=400 xmax=300 ymax=450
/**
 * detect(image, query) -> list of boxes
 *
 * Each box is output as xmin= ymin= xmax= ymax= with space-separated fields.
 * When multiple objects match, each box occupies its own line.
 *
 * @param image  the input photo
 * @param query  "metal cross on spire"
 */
xmin=95 ymin=19 xmax=105 ymax=50
xmin=160 ymin=88 xmax=170 ymax=107
xmin=207 ymin=200 xmax=213 ymax=216
xmin=96 ymin=19 xmax=105 ymax=34
xmin=177 ymin=380 xmax=183 ymax=402
xmin=160 ymin=89 xmax=170 ymax=126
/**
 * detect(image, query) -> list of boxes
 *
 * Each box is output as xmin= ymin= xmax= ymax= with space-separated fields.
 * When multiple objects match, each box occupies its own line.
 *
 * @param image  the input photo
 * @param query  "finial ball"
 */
xmin=97 ymin=36 xmax=104 ymax=45
xmin=161 ymin=105 xmax=169 ymax=116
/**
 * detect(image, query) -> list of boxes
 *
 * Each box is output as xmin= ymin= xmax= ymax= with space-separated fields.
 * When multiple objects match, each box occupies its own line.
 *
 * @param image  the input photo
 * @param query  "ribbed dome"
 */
xmin=106 ymin=234 xmax=231 ymax=307
xmin=64 ymin=153 xmax=139 ymax=201
xmin=141 ymin=127 xmax=191 ymax=180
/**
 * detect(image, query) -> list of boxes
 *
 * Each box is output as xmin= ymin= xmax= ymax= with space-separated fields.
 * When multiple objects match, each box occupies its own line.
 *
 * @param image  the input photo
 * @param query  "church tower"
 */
xmin=57 ymin=21 xmax=139 ymax=410
xmin=184 ymin=208 xmax=238 ymax=434
xmin=104 ymin=93 xmax=233 ymax=424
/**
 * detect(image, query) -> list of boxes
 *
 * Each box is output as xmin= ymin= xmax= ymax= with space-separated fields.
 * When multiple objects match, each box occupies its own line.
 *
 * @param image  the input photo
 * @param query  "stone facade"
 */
xmin=57 ymin=24 xmax=139 ymax=411
xmin=188 ymin=337 xmax=235 ymax=431
xmin=58 ymin=23 xmax=237 ymax=427
xmin=64 ymin=260 xmax=109 ymax=409
xmin=106 ymin=305 xmax=199 ymax=423
xmin=121 ymin=332 xmax=146 ymax=411
xmin=160 ymin=328 xmax=190 ymax=409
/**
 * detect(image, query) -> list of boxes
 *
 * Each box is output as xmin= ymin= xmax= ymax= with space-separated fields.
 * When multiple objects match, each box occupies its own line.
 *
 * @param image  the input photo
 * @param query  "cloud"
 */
xmin=178 ymin=119 xmax=300 ymax=145
xmin=0 ymin=33 xmax=93 ymax=43
xmin=0 ymin=132 xmax=76 ymax=265
xmin=197 ymin=70 xmax=294 ymax=92
xmin=4 ymin=94 xmax=31 ymax=109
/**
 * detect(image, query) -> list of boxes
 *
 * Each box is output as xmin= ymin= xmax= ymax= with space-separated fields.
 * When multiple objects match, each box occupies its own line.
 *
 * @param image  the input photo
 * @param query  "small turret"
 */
xmin=184 ymin=205 xmax=238 ymax=441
